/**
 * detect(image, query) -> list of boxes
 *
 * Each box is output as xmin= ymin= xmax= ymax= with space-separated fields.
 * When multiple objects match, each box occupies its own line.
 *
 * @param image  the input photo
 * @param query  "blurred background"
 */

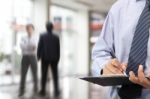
xmin=0 ymin=0 xmax=116 ymax=99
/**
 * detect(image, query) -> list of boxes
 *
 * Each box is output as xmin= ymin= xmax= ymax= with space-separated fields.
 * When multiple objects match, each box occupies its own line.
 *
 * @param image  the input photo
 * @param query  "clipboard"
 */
xmin=80 ymin=75 xmax=133 ymax=86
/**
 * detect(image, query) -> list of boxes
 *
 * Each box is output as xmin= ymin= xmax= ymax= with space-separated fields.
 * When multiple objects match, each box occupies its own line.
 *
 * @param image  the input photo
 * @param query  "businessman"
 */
xmin=37 ymin=22 xmax=60 ymax=96
xmin=19 ymin=24 xmax=38 ymax=96
xmin=92 ymin=0 xmax=150 ymax=99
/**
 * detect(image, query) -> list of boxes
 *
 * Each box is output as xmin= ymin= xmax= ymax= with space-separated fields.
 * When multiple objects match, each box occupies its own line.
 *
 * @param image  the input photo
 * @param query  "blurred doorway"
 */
xmin=51 ymin=6 xmax=78 ymax=76
xmin=50 ymin=5 xmax=89 ymax=77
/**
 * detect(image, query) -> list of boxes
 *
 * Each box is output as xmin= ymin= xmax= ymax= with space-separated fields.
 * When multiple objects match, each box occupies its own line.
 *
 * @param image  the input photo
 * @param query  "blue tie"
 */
xmin=126 ymin=0 xmax=150 ymax=75
xmin=118 ymin=0 xmax=150 ymax=98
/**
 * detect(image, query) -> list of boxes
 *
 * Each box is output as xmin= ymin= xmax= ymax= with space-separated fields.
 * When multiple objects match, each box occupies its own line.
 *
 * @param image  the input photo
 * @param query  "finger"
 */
xmin=121 ymin=63 xmax=127 ymax=71
xmin=138 ymin=65 xmax=145 ymax=83
xmin=103 ymin=67 xmax=116 ymax=75
xmin=146 ymin=69 xmax=150 ymax=77
xmin=106 ymin=64 xmax=122 ymax=74
xmin=129 ymin=71 xmax=139 ymax=84
xmin=106 ymin=66 xmax=119 ymax=74
xmin=138 ymin=77 xmax=150 ymax=89
xmin=111 ymin=59 xmax=122 ymax=71
xmin=110 ymin=67 xmax=123 ymax=74
xmin=137 ymin=66 xmax=150 ymax=88
xmin=147 ymin=75 xmax=150 ymax=78
xmin=146 ymin=77 xmax=150 ymax=81
xmin=105 ymin=67 xmax=119 ymax=74
xmin=148 ymin=69 xmax=150 ymax=74
xmin=111 ymin=59 xmax=121 ymax=67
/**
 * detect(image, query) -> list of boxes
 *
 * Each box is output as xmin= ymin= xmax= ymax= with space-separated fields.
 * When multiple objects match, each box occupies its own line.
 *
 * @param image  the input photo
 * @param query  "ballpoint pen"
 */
xmin=110 ymin=53 xmax=127 ymax=76
xmin=123 ymin=71 xmax=127 ymax=76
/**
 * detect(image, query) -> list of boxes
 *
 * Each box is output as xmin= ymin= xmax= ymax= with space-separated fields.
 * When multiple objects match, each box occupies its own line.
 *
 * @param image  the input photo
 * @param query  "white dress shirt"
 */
xmin=20 ymin=34 xmax=37 ymax=55
xmin=92 ymin=0 xmax=150 ymax=99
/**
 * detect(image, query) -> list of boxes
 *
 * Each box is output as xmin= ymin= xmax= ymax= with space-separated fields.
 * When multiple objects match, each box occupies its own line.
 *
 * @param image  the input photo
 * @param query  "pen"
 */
xmin=123 ymin=71 xmax=127 ymax=76
xmin=110 ymin=54 xmax=127 ymax=76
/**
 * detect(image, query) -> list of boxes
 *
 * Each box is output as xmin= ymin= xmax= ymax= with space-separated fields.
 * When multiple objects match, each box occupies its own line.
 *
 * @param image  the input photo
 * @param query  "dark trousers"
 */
xmin=41 ymin=60 xmax=59 ymax=93
xmin=19 ymin=55 xmax=38 ymax=92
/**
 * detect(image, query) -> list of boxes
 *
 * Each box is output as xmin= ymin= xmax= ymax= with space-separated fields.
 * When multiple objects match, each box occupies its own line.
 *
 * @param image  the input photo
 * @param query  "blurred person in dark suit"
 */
xmin=19 ymin=24 xmax=38 ymax=97
xmin=37 ymin=22 xmax=60 ymax=96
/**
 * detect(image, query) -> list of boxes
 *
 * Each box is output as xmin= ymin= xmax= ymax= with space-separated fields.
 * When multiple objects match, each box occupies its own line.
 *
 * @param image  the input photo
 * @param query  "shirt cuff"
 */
xmin=91 ymin=60 xmax=108 ymax=76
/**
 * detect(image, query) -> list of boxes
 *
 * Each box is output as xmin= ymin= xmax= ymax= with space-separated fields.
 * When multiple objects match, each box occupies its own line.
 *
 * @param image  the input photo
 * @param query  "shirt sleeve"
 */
xmin=91 ymin=11 xmax=115 ymax=76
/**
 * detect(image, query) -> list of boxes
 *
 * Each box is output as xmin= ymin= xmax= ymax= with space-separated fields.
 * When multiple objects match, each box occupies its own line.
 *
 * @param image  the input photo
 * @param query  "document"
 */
xmin=80 ymin=74 xmax=133 ymax=86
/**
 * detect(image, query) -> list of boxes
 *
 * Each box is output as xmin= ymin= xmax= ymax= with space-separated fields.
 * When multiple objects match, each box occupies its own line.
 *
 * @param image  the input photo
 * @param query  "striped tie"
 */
xmin=126 ymin=0 xmax=150 ymax=75
xmin=118 ymin=0 xmax=150 ymax=98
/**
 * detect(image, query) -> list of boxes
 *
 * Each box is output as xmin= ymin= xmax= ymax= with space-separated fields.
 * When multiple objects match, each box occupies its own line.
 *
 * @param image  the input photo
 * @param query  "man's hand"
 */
xmin=129 ymin=65 xmax=150 ymax=89
xmin=102 ymin=59 xmax=127 ymax=75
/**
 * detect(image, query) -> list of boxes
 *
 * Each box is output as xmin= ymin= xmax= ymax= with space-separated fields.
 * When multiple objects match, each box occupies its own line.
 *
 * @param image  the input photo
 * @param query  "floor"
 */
xmin=0 ymin=77 xmax=108 ymax=99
